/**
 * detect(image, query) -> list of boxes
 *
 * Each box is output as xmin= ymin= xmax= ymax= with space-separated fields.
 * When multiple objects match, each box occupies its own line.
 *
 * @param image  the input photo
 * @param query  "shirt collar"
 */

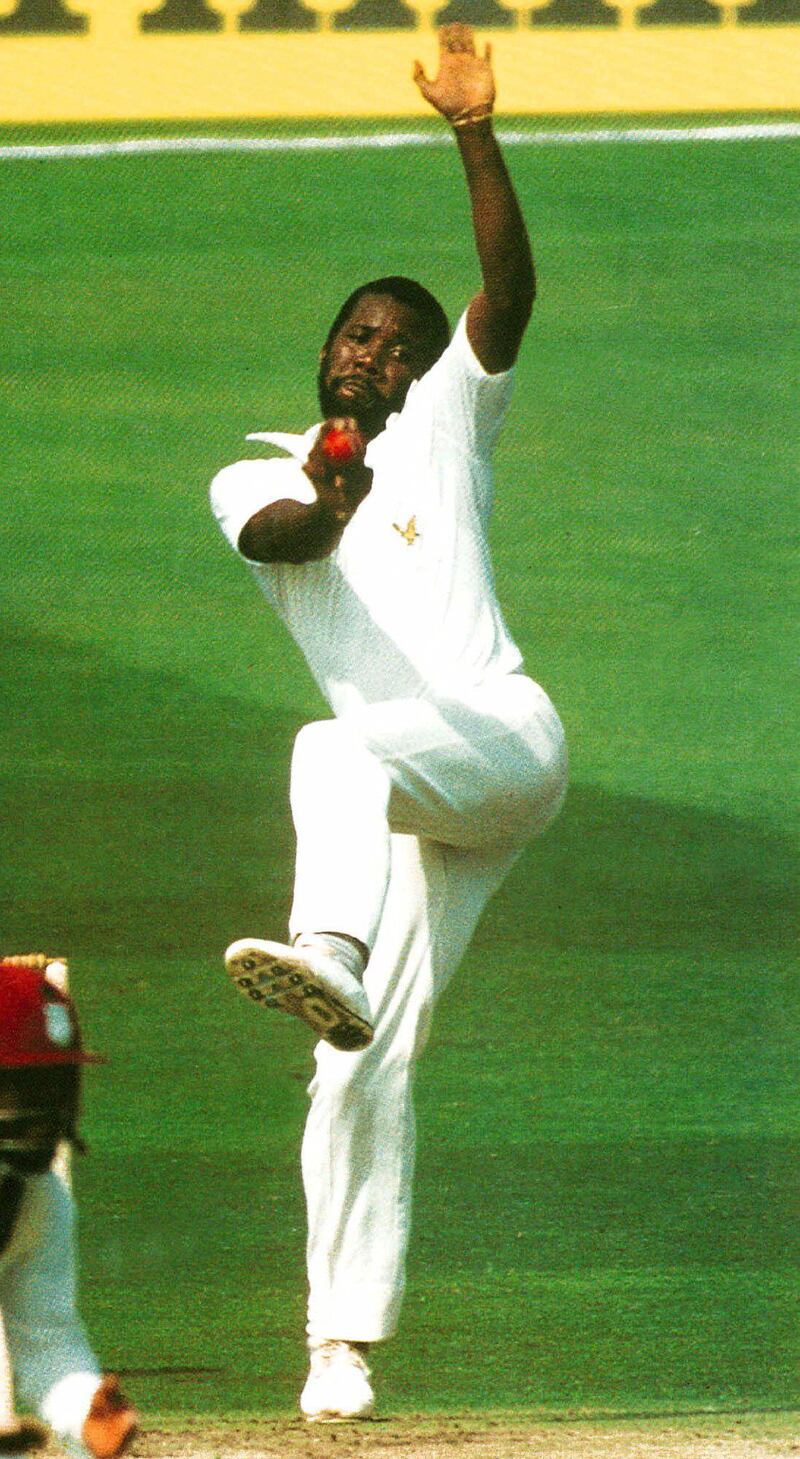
xmin=245 ymin=426 xmax=319 ymax=459
xmin=246 ymin=419 xmax=399 ymax=469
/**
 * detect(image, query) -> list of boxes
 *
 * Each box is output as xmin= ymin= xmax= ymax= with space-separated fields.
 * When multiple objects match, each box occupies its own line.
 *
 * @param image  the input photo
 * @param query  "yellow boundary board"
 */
xmin=2 ymin=28 xmax=800 ymax=123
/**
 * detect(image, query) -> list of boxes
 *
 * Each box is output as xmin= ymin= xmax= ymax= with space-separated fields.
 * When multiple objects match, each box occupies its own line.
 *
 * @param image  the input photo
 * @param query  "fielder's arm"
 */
xmin=414 ymin=24 xmax=535 ymax=374
xmin=238 ymin=419 xmax=371 ymax=564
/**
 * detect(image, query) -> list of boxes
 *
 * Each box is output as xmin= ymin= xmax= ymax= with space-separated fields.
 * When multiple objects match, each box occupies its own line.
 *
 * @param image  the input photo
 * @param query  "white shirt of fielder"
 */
xmin=210 ymin=311 xmax=524 ymax=718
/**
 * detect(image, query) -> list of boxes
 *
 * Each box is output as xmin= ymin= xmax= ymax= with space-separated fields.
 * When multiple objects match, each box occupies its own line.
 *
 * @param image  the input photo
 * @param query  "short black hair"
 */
xmin=321 ymin=276 xmax=451 ymax=366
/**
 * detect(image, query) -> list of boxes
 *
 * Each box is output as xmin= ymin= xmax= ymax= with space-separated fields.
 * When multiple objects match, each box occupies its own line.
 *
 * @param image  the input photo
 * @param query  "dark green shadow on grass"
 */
xmin=1 ymin=624 xmax=794 ymax=961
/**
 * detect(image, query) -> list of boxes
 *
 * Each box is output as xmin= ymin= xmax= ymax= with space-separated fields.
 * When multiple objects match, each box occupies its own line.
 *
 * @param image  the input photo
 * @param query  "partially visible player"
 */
xmin=0 ymin=960 xmax=138 ymax=1459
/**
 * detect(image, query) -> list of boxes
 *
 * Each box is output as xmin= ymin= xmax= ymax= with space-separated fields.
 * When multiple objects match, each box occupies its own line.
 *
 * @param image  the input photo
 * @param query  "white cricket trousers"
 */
xmin=1 ymin=1172 xmax=102 ymax=1450
xmin=289 ymin=673 xmax=568 ymax=1344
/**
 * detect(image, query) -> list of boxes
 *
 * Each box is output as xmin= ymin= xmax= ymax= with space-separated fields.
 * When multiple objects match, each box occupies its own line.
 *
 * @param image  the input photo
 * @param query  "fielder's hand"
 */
xmin=304 ymin=418 xmax=373 ymax=526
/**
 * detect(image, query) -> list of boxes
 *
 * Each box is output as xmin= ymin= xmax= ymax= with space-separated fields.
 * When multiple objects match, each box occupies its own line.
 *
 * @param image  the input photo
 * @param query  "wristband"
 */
xmin=452 ymin=105 xmax=494 ymax=129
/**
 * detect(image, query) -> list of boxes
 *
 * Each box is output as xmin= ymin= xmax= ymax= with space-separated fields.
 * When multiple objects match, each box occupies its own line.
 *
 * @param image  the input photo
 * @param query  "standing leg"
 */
xmin=301 ymin=831 xmax=519 ymax=1346
xmin=1 ymin=1176 xmax=100 ymax=1435
xmin=1 ymin=1173 xmax=137 ymax=1458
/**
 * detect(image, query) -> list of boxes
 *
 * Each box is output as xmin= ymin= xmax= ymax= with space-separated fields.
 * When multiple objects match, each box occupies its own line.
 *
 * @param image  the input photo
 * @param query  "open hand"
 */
xmin=413 ymin=24 xmax=495 ymax=123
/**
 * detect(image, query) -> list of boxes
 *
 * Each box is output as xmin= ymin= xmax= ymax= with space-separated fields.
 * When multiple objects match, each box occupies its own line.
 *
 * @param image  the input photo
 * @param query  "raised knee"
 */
xmin=292 ymin=719 xmax=339 ymax=769
xmin=291 ymin=719 xmax=389 ymax=805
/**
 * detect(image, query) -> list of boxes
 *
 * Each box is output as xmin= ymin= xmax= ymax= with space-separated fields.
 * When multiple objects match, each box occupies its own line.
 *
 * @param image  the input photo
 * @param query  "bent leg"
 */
xmin=302 ymin=831 xmax=518 ymax=1344
xmin=288 ymin=719 xmax=393 ymax=952
xmin=286 ymin=679 xmax=566 ymax=957
xmin=347 ymin=675 xmax=568 ymax=852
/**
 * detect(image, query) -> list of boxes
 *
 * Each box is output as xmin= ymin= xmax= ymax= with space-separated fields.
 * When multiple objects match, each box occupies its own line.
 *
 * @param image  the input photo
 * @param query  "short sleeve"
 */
xmin=210 ymin=457 xmax=316 ymax=557
xmin=401 ymin=310 xmax=514 ymax=455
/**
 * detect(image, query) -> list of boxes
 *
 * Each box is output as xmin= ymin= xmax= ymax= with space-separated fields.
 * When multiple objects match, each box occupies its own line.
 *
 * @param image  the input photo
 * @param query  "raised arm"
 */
xmin=414 ymin=25 xmax=535 ymax=374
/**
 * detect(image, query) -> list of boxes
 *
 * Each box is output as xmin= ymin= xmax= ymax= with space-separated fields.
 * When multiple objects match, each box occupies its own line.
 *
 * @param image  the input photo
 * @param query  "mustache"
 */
xmin=318 ymin=368 xmax=379 ymax=421
xmin=333 ymin=372 xmax=377 ymax=394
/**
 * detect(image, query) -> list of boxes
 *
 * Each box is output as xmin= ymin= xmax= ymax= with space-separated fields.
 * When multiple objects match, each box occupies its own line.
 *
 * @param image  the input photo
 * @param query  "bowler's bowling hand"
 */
xmin=304 ymin=418 xmax=373 ymax=526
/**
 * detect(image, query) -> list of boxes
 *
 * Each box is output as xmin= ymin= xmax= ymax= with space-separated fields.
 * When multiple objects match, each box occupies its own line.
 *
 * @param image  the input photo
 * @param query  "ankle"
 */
xmin=310 ymin=1338 xmax=370 ymax=1354
xmin=295 ymin=932 xmax=367 ymax=981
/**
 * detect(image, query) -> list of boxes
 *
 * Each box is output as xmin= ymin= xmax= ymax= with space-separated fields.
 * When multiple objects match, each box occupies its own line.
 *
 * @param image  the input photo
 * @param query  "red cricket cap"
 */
xmin=0 ymin=962 xmax=104 ymax=1066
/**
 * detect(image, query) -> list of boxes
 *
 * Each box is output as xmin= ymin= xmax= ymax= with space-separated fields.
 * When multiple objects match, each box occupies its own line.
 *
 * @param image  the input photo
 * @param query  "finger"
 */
xmin=439 ymin=24 xmax=460 ymax=52
xmin=440 ymin=23 xmax=474 ymax=53
xmin=484 ymin=41 xmax=493 ymax=64
xmin=412 ymin=60 xmax=434 ymax=99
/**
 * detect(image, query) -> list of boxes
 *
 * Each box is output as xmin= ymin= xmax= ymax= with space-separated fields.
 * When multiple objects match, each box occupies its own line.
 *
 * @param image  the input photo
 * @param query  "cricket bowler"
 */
xmin=0 ymin=960 xmax=138 ymax=1457
xmin=210 ymin=24 xmax=568 ymax=1420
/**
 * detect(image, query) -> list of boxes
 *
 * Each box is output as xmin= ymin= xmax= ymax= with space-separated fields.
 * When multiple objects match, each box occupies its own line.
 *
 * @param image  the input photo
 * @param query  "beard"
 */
xmin=317 ymin=357 xmax=411 ymax=435
xmin=317 ymin=366 xmax=377 ymax=427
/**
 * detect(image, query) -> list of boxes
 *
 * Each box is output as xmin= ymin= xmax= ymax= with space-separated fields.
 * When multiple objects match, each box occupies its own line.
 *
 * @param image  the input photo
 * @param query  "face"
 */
xmin=0 ymin=1066 xmax=79 ymax=1176
xmin=318 ymin=294 xmax=437 ymax=437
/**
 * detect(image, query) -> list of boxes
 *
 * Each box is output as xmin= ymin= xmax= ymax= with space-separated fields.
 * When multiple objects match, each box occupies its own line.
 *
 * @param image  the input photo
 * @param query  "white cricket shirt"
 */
xmin=210 ymin=310 xmax=524 ymax=717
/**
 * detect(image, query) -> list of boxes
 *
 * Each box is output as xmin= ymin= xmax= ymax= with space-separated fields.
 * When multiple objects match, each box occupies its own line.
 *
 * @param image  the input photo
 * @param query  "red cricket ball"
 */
xmin=321 ymin=427 xmax=357 ymax=463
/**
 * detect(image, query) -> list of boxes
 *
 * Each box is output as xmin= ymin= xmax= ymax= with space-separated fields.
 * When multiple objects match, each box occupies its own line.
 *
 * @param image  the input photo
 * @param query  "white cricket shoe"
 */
xmin=224 ymin=938 xmax=373 ymax=1052
xmin=300 ymin=1340 xmax=374 ymax=1422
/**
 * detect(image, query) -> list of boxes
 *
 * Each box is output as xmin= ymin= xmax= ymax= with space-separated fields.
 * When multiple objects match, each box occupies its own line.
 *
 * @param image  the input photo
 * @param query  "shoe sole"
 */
xmin=304 ymin=1409 xmax=374 ymax=1423
xmin=225 ymin=942 xmax=373 ymax=1052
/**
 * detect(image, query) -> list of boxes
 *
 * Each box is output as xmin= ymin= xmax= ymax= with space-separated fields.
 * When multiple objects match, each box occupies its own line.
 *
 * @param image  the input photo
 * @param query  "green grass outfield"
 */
xmin=1 ymin=117 xmax=797 ymax=1422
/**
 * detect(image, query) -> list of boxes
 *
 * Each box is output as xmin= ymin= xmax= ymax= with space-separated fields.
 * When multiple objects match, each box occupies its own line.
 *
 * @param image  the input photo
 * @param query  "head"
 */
xmin=318 ymin=277 xmax=450 ymax=438
xmin=0 ymin=962 xmax=101 ymax=1176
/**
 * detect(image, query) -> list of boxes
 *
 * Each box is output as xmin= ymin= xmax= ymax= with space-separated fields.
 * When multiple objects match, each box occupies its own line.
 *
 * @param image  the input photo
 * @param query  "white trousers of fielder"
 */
xmin=1 ymin=1171 xmax=102 ymax=1451
xmin=288 ymin=673 xmax=568 ymax=1345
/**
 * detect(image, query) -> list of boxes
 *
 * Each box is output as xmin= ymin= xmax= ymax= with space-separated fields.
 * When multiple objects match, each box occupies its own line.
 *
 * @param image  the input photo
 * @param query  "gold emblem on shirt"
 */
xmin=393 ymin=516 xmax=421 ymax=547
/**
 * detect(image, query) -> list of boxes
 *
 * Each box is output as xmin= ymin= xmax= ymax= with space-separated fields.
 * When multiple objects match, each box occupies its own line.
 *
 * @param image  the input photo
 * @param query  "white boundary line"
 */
xmin=0 ymin=120 xmax=798 ymax=161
